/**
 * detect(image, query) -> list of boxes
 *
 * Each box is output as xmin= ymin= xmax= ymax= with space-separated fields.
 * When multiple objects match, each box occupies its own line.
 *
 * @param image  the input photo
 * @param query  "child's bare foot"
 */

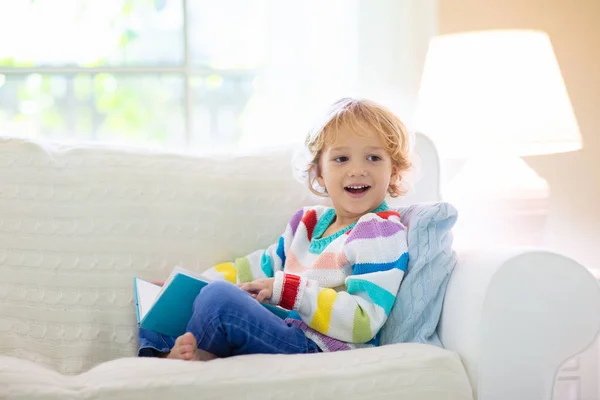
xmin=166 ymin=332 xmax=217 ymax=361
xmin=167 ymin=333 xmax=200 ymax=361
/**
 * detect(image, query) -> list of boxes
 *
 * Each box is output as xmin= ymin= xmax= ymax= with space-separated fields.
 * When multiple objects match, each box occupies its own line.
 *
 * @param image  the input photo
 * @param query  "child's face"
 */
xmin=316 ymin=127 xmax=398 ymax=220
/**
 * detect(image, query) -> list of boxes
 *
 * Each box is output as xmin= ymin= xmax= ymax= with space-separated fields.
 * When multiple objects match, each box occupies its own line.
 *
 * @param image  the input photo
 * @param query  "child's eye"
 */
xmin=334 ymin=156 xmax=348 ymax=163
xmin=367 ymin=155 xmax=381 ymax=162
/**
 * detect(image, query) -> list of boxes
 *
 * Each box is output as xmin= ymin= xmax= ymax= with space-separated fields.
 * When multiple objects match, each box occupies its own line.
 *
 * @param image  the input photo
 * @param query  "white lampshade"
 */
xmin=414 ymin=30 xmax=582 ymax=158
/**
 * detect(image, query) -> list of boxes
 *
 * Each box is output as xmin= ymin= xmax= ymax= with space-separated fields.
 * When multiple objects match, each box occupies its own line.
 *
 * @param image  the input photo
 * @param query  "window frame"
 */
xmin=0 ymin=0 xmax=209 ymax=146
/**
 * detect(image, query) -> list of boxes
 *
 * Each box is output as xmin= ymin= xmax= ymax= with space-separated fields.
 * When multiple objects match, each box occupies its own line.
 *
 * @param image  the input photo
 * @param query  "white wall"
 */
xmin=357 ymin=0 xmax=437 ymax=126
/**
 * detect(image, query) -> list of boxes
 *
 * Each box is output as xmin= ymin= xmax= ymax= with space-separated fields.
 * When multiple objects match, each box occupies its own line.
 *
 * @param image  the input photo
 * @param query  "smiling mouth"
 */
xmin=344 ymin=185 xmax=371 ymax=194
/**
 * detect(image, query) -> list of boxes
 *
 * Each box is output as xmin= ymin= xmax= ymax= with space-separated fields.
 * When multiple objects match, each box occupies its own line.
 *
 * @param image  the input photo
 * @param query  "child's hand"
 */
xmin=238 ymin=278 xmax=274 ymax=303
xmin=151 ymin=281 xmax=165 ymax=287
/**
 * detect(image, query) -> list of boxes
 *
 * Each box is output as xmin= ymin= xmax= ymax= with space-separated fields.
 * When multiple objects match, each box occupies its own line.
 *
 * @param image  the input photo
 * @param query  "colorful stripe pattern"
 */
xmin=203 ymin=202 xmax=409 ymax=352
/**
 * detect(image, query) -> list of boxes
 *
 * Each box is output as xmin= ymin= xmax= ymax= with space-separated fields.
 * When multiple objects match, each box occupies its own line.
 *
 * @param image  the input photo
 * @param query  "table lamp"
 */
xmin=414 ymin=30 xmax=583 ymax=248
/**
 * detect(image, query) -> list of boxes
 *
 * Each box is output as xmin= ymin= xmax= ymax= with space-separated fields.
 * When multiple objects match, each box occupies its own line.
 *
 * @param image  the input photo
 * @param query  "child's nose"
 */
xmin=348 ymin=162 xmax=368 ymax=177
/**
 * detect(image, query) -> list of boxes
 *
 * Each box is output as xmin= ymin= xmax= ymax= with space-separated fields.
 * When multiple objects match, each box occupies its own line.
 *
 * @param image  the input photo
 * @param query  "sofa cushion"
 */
xmin=0 ymin=343 xmax=473 ymax=400
xmin=380 ymin=202 xmax=458 ymax=346
xmin=0 ymin=138 xmax=328 ymax=375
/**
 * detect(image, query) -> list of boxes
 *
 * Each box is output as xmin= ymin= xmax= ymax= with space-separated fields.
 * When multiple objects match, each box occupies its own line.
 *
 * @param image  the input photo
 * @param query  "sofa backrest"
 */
xmin=0 ymin=133 xmax=440 ymax=374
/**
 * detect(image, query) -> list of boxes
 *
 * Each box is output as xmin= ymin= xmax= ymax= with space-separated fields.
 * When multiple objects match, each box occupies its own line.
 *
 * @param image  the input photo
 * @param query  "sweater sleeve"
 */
xmin=200 ymin=208 xmax=305 ymax=284
xmin=269 ymin=211 xmax=408 ymax=343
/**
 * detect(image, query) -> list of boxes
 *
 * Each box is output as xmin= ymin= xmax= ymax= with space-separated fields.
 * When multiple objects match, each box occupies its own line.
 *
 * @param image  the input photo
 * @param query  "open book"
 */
xmin=134 ymin=266 xmax=290 ymax=337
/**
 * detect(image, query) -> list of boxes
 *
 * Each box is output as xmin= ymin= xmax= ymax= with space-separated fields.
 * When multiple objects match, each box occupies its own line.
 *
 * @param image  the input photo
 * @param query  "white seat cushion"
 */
xmin=0 ymin=343 xmax=473 ymax=400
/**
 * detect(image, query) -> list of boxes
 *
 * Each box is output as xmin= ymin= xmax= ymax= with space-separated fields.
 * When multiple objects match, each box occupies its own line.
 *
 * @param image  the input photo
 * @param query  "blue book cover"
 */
xmin=134 ymin=267 xmax=290 ymax=338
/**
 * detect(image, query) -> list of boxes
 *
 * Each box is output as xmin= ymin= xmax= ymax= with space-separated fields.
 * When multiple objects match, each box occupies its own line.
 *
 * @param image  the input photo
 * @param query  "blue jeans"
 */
xmin=138 ymin=280 xmax=320 ymax=357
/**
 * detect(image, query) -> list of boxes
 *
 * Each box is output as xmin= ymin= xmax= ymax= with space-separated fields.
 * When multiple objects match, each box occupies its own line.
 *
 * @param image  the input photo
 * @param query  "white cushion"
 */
xmin=0 ymin=343 xmax=473 ymax=400
xmin=0 ymin=138 xmax=329 ymax=374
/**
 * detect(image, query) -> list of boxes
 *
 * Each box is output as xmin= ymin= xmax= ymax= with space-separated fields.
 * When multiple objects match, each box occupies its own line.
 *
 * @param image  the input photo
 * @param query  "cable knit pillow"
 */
xmin=379 ymin=202 xmax=458 ymax=347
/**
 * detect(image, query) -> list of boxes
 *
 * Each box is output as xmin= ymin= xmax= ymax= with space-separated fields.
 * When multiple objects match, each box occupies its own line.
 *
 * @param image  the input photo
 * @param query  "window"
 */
xmin=0 ymin=0 xmax=434 ymax=150
xmin=0 ymin=0 xmax=266 ymax=150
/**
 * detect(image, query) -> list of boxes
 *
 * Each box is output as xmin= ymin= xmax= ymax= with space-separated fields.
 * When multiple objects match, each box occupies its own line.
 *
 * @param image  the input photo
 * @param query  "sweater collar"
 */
xmin=308 ymin=201 xmax=389 ymax=254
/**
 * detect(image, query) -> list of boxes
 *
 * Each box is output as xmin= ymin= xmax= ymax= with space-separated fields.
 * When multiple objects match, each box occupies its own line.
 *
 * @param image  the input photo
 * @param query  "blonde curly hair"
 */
xmin=298 ymin=98 xmax=412 ymax=198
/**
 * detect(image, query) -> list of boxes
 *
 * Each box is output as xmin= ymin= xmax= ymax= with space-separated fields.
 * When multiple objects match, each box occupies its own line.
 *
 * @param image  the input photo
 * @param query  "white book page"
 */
xmin=173 ymin=265 xmax=212 ymax=282
xmin=136 ymin=279 xmax=162 ymax=321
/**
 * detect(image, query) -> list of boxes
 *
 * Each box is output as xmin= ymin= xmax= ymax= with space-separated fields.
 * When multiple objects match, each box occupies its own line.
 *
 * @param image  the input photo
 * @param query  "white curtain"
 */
xmin=238 ymin=0 xmax=437 ymax=148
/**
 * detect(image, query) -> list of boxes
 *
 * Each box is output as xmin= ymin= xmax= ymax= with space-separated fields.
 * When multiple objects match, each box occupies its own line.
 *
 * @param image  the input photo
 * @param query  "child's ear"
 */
xmin=314 ymin=164 xmax=326 ymax=188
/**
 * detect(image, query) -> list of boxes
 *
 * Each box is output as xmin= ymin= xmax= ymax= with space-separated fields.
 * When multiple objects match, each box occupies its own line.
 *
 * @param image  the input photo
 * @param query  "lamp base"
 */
xmin=444 ymin=156 xmax=550 ymax=250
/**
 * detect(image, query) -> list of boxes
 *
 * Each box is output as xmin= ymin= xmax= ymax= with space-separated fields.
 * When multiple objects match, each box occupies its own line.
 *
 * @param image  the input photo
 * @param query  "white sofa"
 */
xmin=1 ymin=133 xmax=599 ymax=400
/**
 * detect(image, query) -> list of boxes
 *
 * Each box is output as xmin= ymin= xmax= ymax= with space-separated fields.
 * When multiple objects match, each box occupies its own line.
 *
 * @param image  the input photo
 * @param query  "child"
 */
xmin=138 ymin=97 xmax=412 ymax=361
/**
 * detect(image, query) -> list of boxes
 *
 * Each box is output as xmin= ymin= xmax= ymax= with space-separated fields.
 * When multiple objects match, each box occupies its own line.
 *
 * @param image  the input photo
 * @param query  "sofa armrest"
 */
xmin=438 ymin=249 xmax=600 ymax=400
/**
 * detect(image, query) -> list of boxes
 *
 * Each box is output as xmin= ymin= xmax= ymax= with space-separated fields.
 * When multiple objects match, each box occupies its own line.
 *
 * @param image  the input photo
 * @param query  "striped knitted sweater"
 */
xmin=201 ymin=202 xmax=409 ymax=352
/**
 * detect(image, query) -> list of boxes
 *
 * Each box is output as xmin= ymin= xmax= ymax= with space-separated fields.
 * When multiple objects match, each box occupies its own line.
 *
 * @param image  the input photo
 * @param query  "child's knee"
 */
xmin=193 ymin=280 xmax=240 ymax=312
xmin=203 ymin=280 xmax=238 ymax=297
